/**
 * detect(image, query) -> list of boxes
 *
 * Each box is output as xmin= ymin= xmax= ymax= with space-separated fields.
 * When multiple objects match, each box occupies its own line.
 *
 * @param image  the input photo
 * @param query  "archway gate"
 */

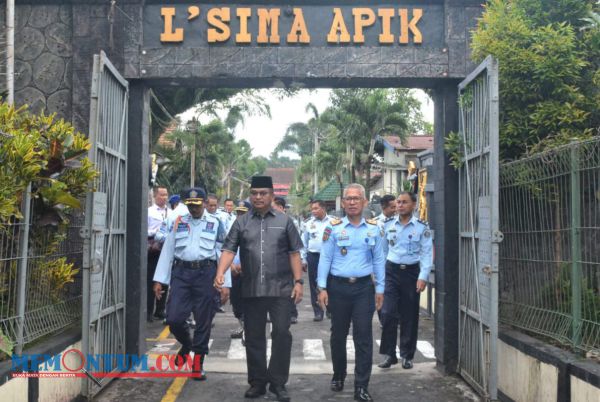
xmin=8 ymin=1 xmax=498 ymax=400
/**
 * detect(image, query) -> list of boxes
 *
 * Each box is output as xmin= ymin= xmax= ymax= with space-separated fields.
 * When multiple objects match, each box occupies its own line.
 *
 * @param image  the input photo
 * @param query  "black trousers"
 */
xmin=328 ymin=276 xmax=375 ymax=388
xmin=230 ymin=274 xmax=244 ymax=320
xmin=307 ymin=252 xmax=324 ymax=316
xmin=243 ymin=297 xmax=292 ymax=387
xmin=379 ymin=261 xmax=420 ymax=360
xmin=147 ymin=252 xmax=167 ymax=317
xmin=166 ymin=262 xmax=218 ymax=355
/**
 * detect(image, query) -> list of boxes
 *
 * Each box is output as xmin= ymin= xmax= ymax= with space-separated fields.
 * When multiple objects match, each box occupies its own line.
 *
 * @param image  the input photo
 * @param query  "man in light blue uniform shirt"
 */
xmin=300 ymin=199 xmax=332 ymax=321
xmin=378 ymin=191 xmax=433 ymax=370
xmin=153 ymin=187 xmax=230 ymax=381
xmin=375 ymin=194 xmax=397 ymax=231
xmin=317 ymin=184 xmax=385 ymax=402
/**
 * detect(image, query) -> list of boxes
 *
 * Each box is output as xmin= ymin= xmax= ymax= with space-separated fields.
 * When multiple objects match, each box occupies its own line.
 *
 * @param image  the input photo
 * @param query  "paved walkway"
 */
xmin=96 ymin=286 xmax=480 ymax=402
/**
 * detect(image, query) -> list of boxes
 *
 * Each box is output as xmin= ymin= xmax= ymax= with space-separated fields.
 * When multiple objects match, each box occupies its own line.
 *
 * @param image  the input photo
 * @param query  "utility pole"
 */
xmin=6 ymin=0 xmax=14 ymax=104
xmin=187 ymin=119 xmax=198 ymax=187
xmin=227 ymin=167 xmax=232 ymax=198
xmin=313 ymin=130 xmax=319 ymax=194
xmin=9 ymin=0 xmax=29 ymax=357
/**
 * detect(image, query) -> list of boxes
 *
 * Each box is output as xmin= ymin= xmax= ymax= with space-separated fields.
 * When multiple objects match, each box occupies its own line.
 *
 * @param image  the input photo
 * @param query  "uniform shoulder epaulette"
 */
xmin=330 ymin=218 xmax=342 ymax=226
xmin=417 ymin=219 xmax=429 ymax=226
xmin=366 ymin=218 xmax=378 ymax=225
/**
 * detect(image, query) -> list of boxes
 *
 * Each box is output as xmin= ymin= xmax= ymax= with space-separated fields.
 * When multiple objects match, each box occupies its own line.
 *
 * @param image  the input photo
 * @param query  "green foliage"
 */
xmin=0 ymin=102 xmax=96 ymax=226
xmin=274 ymin=89 xmax=426 ymax=199
xmin=444 ymin=131 xmax=465 ymax=169
xmin=156 ymin=120 xmax=267 ymax=199
xmin=0 ymin=102 xmax=96 ymax=339
xmin=0 ymin=327 xmax=13 ymax=357
xmin=43 ymin=257 xmax=80 ymax=304
xmin=540 ymin=262 xmax=600 ymax=328
xmin=471 ymin=0 xmax=599 ymax=160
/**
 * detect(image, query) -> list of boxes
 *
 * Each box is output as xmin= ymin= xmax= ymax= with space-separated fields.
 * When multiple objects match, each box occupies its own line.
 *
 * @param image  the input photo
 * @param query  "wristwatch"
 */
xmin=294 ymin=279 xmax=304 ymax=285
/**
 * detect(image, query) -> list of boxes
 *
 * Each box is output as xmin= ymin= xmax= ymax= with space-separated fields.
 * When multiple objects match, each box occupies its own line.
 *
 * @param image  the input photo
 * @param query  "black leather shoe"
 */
xmin=192 ymin=354 xmax=206 ymax=381
xmin=354 ymin=387 xmax=373 ymax=401
xmin=377 ymin=355 xmax=398 ymax=368
xmin=313 ymin=314 xmax=324 ymax=322
xmin=244 ymin=385 xmax=266 ymax=398
xmin=268 ymin=384 xmax=290 ymax=402
xmin=174 ymin=346 xmax=190 ymax=369
xmin=330 ymin=379 xmax=344 ymax=392
xmin=291 ymin=316 xmax=298 ymax=324
xmin=402 ymin=358 xmax=413 ymax=369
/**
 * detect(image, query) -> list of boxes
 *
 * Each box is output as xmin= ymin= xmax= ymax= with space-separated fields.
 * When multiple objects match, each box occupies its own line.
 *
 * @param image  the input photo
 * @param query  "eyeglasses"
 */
xmin=343 ymin=196 xmax=363 ymax=203
xmin=250 ymin=190 xmax=271 ymax=198
xmin=396 ymin=200 xmax=413 ymax=205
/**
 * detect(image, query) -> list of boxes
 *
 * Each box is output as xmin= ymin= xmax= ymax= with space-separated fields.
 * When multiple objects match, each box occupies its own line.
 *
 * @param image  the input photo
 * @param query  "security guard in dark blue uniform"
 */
xmin=153 ymin=188 xmax=229 ymax=380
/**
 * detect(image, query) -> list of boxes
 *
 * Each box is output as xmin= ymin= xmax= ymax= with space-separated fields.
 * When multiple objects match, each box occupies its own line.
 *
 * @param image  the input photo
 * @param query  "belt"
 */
xmin=389 ymin=262 xmax=419 ymax=270
xmin=308 ymin=251 xmax=320 ymax=255
xmin=328 ymin=274 xmax=371 ymax=284
xmin=174 ymin=258 xmax=215 ymax=269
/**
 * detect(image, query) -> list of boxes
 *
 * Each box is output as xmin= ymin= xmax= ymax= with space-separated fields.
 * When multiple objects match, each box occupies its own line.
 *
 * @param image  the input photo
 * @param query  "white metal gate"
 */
xmin=81 ymin=51 xmax=128 ymax=398
xmin=457 ymin=56 xmax=502 ymax=401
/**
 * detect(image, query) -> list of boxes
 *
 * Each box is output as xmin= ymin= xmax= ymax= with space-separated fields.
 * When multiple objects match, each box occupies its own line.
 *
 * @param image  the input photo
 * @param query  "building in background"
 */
xmin=371 ymin=135 xmax=434 ymax=196
xmin=265 ymin=167 xmax=295 ymax=197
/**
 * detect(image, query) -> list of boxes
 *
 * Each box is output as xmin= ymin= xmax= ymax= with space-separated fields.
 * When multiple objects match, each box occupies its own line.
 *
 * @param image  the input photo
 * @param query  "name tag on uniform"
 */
xmin=203 ymin=222 xmax=215 ymax=233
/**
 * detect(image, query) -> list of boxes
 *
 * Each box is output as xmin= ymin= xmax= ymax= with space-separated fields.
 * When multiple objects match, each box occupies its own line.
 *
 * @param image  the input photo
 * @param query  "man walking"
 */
xmin=153 ymin=188 xmax=229 ymax=380
xmin=378 ymin=192 xmax=433 ymax=370
xmin=147 ymin=186 xmax=169 ymax=322
xmin=272 ymin=196 xmax=300 ymax=324
xmin=301 ymin=199 xmax=332 ymax=321
xmin=317 ymin=184 xmax=385 ymax=402
xmin=375 ymin=194 xmax=397 ymax=229
xmin=214 ymin=176 xmax=304 ymax=402
xmin=228 ymin=201 xmax=251 ymax=340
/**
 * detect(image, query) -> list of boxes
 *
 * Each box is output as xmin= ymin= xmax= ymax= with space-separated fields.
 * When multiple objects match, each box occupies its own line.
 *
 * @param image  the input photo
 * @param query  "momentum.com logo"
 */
xmin=12 ymin=349 xmax=202 ymax=381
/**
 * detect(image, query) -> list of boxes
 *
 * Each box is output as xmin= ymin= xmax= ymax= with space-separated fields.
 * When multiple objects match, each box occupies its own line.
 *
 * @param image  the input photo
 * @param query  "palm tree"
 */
xmin=331 ymin=89 xmax=413 ymax=199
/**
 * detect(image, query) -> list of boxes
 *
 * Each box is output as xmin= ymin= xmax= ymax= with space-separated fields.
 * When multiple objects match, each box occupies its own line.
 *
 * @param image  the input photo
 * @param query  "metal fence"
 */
xmin=499 ymin=137 xmax=600 ymax=354
xmin=0 ymin=207 xmax=84 ymax=355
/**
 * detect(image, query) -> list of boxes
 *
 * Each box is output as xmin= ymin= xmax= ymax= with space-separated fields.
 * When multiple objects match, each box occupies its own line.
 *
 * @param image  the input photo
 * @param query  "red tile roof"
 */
xmin=265 ymin=168 xmax=296 ymax=185
xmin=383 ymin=135 xmax=434 ymax=151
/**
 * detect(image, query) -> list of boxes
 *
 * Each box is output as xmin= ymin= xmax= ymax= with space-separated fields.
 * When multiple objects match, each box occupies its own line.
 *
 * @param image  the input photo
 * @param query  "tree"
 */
xmin=471 ymin=0 xmax=600 ymax=159
xmin=328 ymin=89 xmax=423 ymax=199
xmin=151 ymin=88 xmax=279 ymax=198
xmin=274 ymin=89 xmax=426 ymax=200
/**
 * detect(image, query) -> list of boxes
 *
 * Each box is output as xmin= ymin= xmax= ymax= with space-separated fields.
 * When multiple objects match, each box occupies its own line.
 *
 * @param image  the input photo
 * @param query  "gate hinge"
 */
xmin=492 ymin=230 xmax=504 ymax=243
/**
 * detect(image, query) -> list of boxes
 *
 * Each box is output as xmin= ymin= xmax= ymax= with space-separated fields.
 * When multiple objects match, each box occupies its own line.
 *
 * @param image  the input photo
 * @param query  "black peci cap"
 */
xmin=250 ymin=176 xmax=273 ymax=189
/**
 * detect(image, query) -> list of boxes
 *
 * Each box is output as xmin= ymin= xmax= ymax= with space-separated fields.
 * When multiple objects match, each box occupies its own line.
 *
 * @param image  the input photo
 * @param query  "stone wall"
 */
xmin=4 ymin=1 xmax=127 ymax=135
xmin=12 ymin=4 xmax=73 ymax=119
